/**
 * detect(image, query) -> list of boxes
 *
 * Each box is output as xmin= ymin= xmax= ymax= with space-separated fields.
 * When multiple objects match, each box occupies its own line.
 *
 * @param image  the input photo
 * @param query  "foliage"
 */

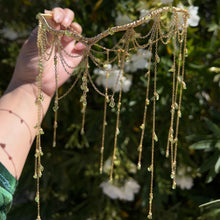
xmin=0 ymin=0 xmax=220 ymax=219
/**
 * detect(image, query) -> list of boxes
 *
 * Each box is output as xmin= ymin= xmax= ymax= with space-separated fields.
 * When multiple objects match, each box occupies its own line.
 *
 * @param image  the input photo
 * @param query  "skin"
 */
xmin=0 ymin=8 xmax=86 ymax=179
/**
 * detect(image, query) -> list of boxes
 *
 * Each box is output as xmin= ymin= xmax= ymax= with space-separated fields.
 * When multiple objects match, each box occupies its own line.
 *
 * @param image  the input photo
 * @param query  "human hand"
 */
xmin=8 ymin=7 xmax=86 ymax=97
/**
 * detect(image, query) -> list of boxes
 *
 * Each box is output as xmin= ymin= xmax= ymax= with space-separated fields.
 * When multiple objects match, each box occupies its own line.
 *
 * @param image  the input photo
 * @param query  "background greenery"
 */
xmin=0 ymin=0 xmax=220 ymax=219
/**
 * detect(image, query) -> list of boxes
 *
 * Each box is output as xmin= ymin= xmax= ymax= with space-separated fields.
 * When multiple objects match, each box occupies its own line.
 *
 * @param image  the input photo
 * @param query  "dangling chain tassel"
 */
xmin=35 ymin=7 xmax=189 ymax=219
xmin=53 ymin=52 xmax=59 ymax=147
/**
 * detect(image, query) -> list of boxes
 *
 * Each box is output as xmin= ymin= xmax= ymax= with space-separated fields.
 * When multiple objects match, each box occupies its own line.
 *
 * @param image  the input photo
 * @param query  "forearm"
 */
xmin=0 ymin=83 xmax=51 ymax=179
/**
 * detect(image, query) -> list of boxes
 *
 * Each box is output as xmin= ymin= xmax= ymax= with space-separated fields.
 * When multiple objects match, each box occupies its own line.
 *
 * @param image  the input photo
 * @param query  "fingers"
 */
xmin=74 ymin=42 xmax=86 ymax=51
xmin=70 ymin=22 xmax=83 ymax=34
xmin=42 ymin=8 xmax=86 ymax=54
xmin=44 ymin=8 xmax=83 ymax=35
xmin=52 ymin=7 xmax=74 ymax=28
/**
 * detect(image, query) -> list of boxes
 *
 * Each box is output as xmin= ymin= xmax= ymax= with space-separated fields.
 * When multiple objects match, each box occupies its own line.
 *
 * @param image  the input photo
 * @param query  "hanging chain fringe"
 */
xmin=36 ymin=6 xmax=189 ymax=219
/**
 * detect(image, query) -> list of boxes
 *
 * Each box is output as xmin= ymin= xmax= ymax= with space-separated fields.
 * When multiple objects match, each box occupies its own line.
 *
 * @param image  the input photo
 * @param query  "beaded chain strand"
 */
xmin=35 ymin=7 xmax=189 ymax=220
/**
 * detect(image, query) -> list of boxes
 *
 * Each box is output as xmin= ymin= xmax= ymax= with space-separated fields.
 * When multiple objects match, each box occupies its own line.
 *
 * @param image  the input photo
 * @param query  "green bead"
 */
xmin=140 ymin=124 xmax=144 ymax=130
xmin=174 ymin=103 xmax=178 ymax=109
xmin=148 ymin=39 xmax=152 ymax=44
xmin=137 ymin=145 xmax=142 ymax=152
xmin=137 ymin=163 xmax=141 ymax=170
xmin=35 ymin=195 xmax=39 ymax=203
xmin=64 ymin=30 xmax=72 ymax=37
xmin=106 ymin=96 xmax=110 ymax=103
xmin=154 ymin=92 xmax=159 ymax=101
xmin=148 ymin=165 xmax=152 ymax=172
xmin=39 ymin=128 xmax=44 ymax=135
xmin=154 ymin=132 xmax=158 ymax=142
xmin=40 ymin=165 xmax=44 ymax=171
xmin=38 ymin=94 xmax=44 ymax=102
xmin=185 ymin=48 xmax=188 ymax=57
xmin=147 ymin=213 xmax=152 ymax=219
xmin=182 ymin=81 xmax=187 ymax=89
xmin=108 ymin=28 xmax=114 ymax=35
xmin=169 ymin=66 xmax=175 ymax=72
xmin=38 ymin=171 xmax=42 ymax=178
xmin=169 ymin=134 xmax=174 ymax=143
xmin=156 ymin=54 xmax=160 ymax=63
xmin=53 ymin=105 xmax=59 ymax=112
xmin=36 ymin=13 xmax=41 ymax=20
xmin=82 ymin=76 xmax=87 ymax=82
xmin=146 ymin=98 xmax=150 ymax=105
xmin=172 ymin=181 xmax=176 ymax=189
xmin=116 ymin=128 xmax=120 ymax=135
xmin=109 ymin=98 xmax=115 ymax=108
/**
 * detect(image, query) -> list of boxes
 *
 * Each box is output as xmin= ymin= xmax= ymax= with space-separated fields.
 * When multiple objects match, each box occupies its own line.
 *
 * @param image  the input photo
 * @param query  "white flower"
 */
xmin=115 ymin=14 xmax=131 ymax=26
xmin=2 ymin=27 xmax=18 ymax=40
xmin=176 ymin=176 xmax=193 ymax=190
xmin=103 ymin=158 xmax=112 ymax=173
xmin=94 ymin=64 xmax=132 ymax=92
xmin=201 ymin=91 xmax=210 ymax=102
xmin=209 ymin=67 xmax=220 ymax=87
xmin=175 ymin=166 xmax=193 ymax=190
xmin=161 ymin=0 xmax=173 ymax=4
xmin=125 ymin=49 xmax=151 ymax=72
xmin=187 ymin=6 xmax=200 ymax=27
xmin=177 ymin=4 xmax=200 ymax=27
xmin=100 ymin=178 xmax=140 ymax=201
xmin=127 ymin=162 xmax=137 ymax=174
xmin=100 ymin=181 xmax=124 ymax=199
xmin=214 ymin=74 xmax=220 ymax=87
xmin=103 ymin=158 xmax=137 ymax=174
xmin=122 ymin=179 xmax=140 ymax=201
xmin=139 ymin=9 xmax=149 ymax=18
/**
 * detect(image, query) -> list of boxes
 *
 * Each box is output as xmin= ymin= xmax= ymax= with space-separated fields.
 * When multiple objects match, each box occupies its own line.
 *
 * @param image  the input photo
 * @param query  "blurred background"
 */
xmin=0 ymin=0 xmax=220 ymax=219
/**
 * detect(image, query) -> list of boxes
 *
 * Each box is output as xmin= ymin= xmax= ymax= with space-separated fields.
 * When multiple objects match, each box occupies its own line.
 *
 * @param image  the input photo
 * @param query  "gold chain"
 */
xmin=35 ymin=6 xmax=189 ymax=220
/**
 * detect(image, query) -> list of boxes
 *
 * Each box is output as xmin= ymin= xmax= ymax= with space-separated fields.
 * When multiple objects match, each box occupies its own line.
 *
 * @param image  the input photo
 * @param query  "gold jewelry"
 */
xmin=35 ymin=7 xmax=189 ymax=220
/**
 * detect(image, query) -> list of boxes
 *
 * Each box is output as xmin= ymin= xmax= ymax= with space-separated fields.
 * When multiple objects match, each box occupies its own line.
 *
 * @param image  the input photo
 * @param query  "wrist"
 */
xmin=0 ymin=83 xmax=51 ymax=178
xmin=6 ymin=82 xmax=52 ymax=110
xmin=2 ymin=82 xmax=52 ymax=132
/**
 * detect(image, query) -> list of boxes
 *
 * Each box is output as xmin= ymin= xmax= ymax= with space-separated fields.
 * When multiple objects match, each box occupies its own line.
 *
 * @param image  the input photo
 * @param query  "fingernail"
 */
xmin=44 ymin=9 xmax=51 ymax=14
xmin=75 ymin=42 xmax=86 ymax=51
xmin=54 ymin=14 xmax=61 ymax=23
xmin=62 ymin=18 xmax=70 ymax=27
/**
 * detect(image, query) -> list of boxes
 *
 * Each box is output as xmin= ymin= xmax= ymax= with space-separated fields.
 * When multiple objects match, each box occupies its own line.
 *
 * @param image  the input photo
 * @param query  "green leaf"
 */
xmin=209 ymin=110 xmax=220 ymax=121
xmin=206 ymin=167 xmax=217 ymax=183
xmin=199 ymin=199 xmax=220 ymax=219
xmin=215 ymin=141 xmax=220 ymax=150
xmin=214 ymin=156 xmax=220 ymax=173
xmin=208 ymin=23 xmax=219 ymax=32
xmin=199 ymin=154 xmax=218 ymax=174
xmin=189 ymin=140 xmax=213 ymax=150
xmin=204 ymin=117 xmax=220 ymax=138
xmin=188 ymin=63 xmax=206 ymax=69
xmin=199 ymin=199 xmax=220 ymax=209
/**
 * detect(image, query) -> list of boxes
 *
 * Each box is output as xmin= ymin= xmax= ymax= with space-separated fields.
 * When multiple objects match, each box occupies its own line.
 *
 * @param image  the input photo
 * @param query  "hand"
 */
xmin=8 ymin=7 xmax=86 ymax=97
